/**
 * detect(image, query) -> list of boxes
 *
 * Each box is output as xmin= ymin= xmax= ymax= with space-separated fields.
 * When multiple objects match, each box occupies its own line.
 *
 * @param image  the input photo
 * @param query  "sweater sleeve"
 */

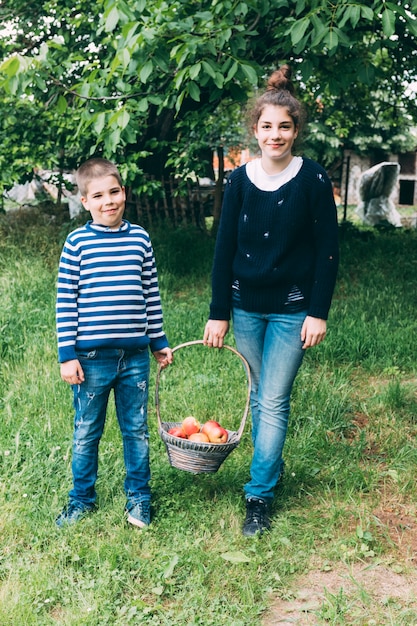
xmin=56 ymin=236 xmax=80 ymax=363
xmin=209 ymin=169 xmax=244 ymax=320
xmin=142 ymin=242 xmax=169 ymax=352
xmin=306 ymin=163 xmax=339 ymax=320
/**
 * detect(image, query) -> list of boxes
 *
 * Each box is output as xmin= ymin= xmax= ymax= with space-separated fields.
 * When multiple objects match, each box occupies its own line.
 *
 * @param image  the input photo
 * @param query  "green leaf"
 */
xmin=295 ymin=0 xmax=306 ymax=15
xmin=56 ymin=95 xmax=67 ymax=114
xmin=147 ymin=95 xmax=162 ymax=106
xmin=360 ymin=6 xmax=374 ymax=21
xmin=105 ymin=127 xmax=121 ymax=152
xmin=105 ymin=6 xmax=120 ymax=33
xmin=93 ymin=112 xmax=106 ymax=135
xmin=174 ymin=67 xmax=187 ymax=89
xmin=358 ymin=63 xmax=375 ymax=84
xmin=153 ymin=50 xmax=169 ymax=73
xmin=188 ymin=81 xmax=200 ymax=101
xmin=325 ymin=28 xmax=339 ymax=51
xmin=225 ymin=60 xmax=238 ymax=82
xmin=163 ymin=554 xmax=179 ymax=579
xmin=240 ymin=63 xmax=258 ymax=85
xmin=175 ymin=89 xmax=185 ymax=113
xmin=34 ymin=74 xmax=46 ymax=91
xmin=290 ymin=18 xmax=309 ymax=45
xmin=120 ymin=47 xmax=131 ymax=70
xmin=213 ymin=72 xmax=224 ymax=89
xmin=117 ymin=109 xmax=130 ymax=130
xmin=194 ymin=11 xmax=214 ymax=21
xmin=221 ymin=551 xmax=252 ymax=563
xmin=0 ymin=56 xmax=20 ymax=78
xmin=189 ymin=62 xmax=202 ymax=81
xmin=202 ymin=60 xmax=216 ymax=79
xmin=349 ymin=5 xmax=361 ymax=29
xmin=139 ymin=60 xmax=153 ymax=84
xmin=386 ymin=1 xmax=405 ymax=16
xmin=310 ymin=15 xmax=327 ymax=48
xmin=382 ymin=9 xmax=396 ymax=37
xmin=136 ymin=98 xmax=149 ymax=113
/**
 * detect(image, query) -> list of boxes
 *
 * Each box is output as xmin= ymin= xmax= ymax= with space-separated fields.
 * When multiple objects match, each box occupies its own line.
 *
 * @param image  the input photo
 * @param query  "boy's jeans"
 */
xmin=232 ymin=303 xmax=306 ymax=503
xmin=69 ymin=348 xmax=151 ymax=508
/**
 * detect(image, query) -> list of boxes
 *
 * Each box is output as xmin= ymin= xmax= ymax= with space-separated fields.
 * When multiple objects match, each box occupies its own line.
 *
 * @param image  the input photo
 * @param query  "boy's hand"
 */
xmin=153 ymin=348 xmax=173 ymax=369
xmin=61 ymin=359 xmax=85 ymax=384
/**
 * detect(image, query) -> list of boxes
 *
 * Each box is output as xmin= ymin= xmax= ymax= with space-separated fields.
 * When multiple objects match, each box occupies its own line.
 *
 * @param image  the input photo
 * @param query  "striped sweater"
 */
xmin=56 ymin=220 xmax=169 ymax=363
xmin=209 ymin=157 xmax=339 ymax=321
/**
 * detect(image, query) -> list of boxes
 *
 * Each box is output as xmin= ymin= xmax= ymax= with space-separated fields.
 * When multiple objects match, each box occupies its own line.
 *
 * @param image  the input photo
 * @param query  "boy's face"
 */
xmin=81 ymin=175 xmax=126 ymax=229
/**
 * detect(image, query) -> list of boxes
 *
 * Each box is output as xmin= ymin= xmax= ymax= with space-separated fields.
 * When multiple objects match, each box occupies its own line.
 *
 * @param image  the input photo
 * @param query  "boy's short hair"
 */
xmin=76 ymin=158 xmax=123 ymax=197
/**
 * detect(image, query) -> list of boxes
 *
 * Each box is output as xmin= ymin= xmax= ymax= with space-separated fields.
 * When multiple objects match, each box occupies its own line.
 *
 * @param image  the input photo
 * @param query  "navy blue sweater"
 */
xmin=209 ymin=158 xmax=339 ymax=321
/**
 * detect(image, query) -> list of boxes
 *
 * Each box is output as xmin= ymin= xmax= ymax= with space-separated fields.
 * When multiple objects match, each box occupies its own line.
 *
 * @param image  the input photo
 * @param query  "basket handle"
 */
xmin=155 ymin=340 xmax=251 ymax=439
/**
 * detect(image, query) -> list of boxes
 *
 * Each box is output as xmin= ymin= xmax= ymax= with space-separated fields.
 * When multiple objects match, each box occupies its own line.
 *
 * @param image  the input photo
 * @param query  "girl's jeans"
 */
xmin=232 ymin=301 xmax=306 ymax=502
xmin=69 ymin=348 xmax=151 ymax=508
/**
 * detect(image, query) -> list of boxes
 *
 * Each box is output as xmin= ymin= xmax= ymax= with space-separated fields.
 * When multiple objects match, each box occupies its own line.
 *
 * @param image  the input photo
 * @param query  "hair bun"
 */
xmin=266 ymin=64 xmax=294 ymax=94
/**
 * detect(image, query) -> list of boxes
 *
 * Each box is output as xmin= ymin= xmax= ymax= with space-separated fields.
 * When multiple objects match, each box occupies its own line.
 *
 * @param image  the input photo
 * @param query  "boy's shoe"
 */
xmin=126 ymin=501 xmax=151 ymax=528
xmin=242 ymin=497 xmax=270 ymax=537
xmin=56 ymin=501 xmax=94 ymax=528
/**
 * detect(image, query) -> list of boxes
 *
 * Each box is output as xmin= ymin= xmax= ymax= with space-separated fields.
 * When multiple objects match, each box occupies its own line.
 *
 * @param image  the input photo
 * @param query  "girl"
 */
xmin=203 ymin=65 xmax=339 ymax=536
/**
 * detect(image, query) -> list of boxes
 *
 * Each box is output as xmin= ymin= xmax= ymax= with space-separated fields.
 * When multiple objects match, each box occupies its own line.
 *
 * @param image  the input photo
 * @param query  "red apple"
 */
xmin=201 ymin=420 xmax=228 ymax=443
xmin=188 ymin=432 xmax=210 ymax=443
xmin=201 ymin=420 xmax=221 ymax=434
xmin=168 ymin=426 xmax=187 ymax=439
xmin=181 ymin=416 xmax=201 ymax=437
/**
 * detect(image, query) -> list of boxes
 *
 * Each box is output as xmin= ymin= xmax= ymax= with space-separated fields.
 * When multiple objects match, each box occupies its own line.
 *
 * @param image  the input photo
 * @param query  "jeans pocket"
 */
xmin=77 ymin=350 xmax=98 ymax=360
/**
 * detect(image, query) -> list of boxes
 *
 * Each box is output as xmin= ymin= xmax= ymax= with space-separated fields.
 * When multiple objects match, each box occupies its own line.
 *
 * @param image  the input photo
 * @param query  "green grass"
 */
xmin=1 ymin=209 xmax=417 ymax=624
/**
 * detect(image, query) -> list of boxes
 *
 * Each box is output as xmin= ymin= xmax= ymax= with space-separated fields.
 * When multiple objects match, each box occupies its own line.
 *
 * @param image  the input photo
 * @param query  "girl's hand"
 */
xmin=301 ymin=316 xmax=327 ymax=349
xmin=203 ymin=320 xmax=229 ymax=348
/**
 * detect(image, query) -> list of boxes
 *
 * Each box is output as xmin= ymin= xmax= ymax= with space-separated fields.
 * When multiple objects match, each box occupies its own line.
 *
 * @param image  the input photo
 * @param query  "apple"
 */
xmin=188 ymin=432 xmax=210 ymax=443
xmin=201 ymin=420 xmax=228 ymax=444
xmin=181 ymin=416 xmax=201 ymax=437
xmin=201 ymin=420 xmax=221 ymax=433
xmin=168 ymin=426 xmax=187 ymax=439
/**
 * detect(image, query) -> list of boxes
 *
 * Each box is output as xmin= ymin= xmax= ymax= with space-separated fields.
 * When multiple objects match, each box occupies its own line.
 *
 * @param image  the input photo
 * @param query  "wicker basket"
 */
xmin=155 ymin=340 xmax=251 ymax=474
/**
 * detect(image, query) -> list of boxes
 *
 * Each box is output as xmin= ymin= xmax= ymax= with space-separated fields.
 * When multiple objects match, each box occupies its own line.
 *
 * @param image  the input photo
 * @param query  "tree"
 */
xmin=1 ymin=0 xmax=417 ymax=227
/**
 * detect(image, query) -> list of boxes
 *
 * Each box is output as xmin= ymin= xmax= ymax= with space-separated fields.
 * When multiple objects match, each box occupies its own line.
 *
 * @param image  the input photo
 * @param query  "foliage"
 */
xmin=1 ymin=0 xmax=417 ymax=200
xmin=1 ymin=213 xmax=417 ymax=622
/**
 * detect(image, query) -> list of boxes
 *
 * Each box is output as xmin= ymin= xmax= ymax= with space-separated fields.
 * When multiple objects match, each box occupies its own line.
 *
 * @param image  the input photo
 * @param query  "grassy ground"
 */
xmin=0 ymin=207 xmax=416 ymax=625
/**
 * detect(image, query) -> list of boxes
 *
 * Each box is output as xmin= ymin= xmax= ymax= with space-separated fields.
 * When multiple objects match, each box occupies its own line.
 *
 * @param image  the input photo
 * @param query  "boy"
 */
xmin=56 ymin=157 xmax=173 ymax=528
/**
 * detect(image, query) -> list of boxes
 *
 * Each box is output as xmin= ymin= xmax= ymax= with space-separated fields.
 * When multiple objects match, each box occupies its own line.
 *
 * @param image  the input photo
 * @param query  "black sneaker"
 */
xmin=242 ymin=498 xmax=270 ymax=537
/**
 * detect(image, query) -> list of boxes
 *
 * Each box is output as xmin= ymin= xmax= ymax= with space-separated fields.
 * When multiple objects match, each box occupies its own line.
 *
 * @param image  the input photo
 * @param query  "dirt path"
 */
xmin=262 ymin=505 xmax=417 ymax=624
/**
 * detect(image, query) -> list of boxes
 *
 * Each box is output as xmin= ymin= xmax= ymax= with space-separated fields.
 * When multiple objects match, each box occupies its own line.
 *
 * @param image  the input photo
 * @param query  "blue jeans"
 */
xmin=69 ymin=348 xmax=151 ymax=508
xmin=232 ymin=301 xmax=306 ymax=502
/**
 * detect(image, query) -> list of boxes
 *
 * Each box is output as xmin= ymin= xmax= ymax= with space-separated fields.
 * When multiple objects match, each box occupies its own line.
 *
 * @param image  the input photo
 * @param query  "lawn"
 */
xmin=0 ymin=207 xmax=416 ymax=625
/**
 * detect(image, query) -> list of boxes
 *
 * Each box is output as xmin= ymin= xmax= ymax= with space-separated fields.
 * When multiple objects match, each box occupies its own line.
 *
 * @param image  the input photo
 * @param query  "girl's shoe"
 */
xmin=242 ymin=498 xmax=270 ymax=537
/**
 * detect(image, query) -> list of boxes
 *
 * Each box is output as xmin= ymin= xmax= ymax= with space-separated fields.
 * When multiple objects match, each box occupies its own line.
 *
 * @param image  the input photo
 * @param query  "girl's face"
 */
xmin=254 ymin=104 xmax=298 ymax=172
